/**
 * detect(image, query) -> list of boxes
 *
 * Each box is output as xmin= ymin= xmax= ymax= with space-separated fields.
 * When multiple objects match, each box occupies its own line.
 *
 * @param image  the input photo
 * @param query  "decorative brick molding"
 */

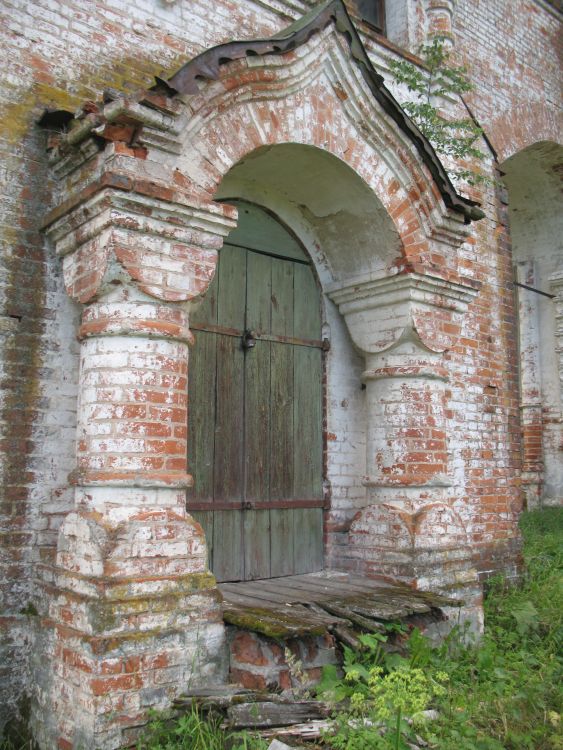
xmin=329 ymin=270 xmax=481 ymax=614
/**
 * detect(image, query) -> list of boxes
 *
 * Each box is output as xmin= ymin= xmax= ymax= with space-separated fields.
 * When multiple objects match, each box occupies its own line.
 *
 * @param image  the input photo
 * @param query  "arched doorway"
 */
xmin=187 ymin=201 xmax=324 ymax=581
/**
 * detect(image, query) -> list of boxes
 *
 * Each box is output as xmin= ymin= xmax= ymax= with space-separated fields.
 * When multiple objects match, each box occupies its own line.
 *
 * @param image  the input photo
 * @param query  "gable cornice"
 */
xmin=39 ymin=0 xmax=484 ymax=223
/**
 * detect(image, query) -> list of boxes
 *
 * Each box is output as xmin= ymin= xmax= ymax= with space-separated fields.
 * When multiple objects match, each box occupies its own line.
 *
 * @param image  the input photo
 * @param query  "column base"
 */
xmin=32 ymin=571 xmax=227 ymax=750
xmin=346 ymin=502 xmax=483 ymax=637
xmin=31 ymin=505 xmax=227 ymax=749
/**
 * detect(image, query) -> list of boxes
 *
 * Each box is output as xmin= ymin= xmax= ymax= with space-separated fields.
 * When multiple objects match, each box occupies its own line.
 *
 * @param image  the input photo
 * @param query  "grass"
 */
xmin=136 ymin=707 xmax=269 ymax=750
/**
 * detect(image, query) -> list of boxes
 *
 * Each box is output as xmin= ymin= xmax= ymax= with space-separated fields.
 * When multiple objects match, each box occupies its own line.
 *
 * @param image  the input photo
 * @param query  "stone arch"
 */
xmin=205 ymin=145 xmax=400 ymax=580
xmin=215 ymin=142 xmax=401 ymax=285
xmin=503 ymin=140 xmax=563 ymax=508
xmin=167 ymin=17 xmax=477 ymax=274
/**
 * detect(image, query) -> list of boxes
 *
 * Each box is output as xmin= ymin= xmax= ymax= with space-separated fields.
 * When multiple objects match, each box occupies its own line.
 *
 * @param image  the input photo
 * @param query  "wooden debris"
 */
xmin=266 ymin=740 xmax=297 ymax=750
xmin=173 ymin=690 xmax=285 ymax=711
xmin=219 ymin=572 xmax=462 ymax=642
xmin=330 ymin=624 xmax=363 ymax=650
xmin=305 ymin=601 xmax=353 ymax=627
xmin=223 ymin=601 xmax=328 ymax=638
xmin=319 ymin=601 xmax=387 ymax=632
xmin=260 ymin=719 xmax=333 ymax=739
xmin=226 ymin=700 xmax=330 ymax=729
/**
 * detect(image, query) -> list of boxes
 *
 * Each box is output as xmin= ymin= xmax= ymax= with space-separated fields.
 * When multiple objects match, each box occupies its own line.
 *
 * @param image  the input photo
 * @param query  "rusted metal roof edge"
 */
xmin=155 ymin=0 xmax=484 ymax=223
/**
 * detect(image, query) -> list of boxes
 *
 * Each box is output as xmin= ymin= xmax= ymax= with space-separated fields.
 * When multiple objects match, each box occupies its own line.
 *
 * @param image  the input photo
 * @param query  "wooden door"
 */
xmin=187 ymin=201 xmax=324 ymax=582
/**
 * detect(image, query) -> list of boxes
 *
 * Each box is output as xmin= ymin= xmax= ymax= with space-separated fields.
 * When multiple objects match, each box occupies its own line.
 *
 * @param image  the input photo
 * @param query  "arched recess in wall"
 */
xmin=502 ymin=140 xmax=563 ymax=508
xmin=187 ymin=143 xmax=401 ymax=582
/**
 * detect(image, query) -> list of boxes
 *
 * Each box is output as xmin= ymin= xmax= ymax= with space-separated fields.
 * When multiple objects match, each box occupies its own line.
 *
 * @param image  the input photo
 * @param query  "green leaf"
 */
xmin=512 ymin=600 xmax=539 ymax=635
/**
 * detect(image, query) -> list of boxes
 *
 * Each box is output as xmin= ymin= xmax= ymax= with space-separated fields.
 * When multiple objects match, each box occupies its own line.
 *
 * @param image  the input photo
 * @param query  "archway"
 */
xmin=35 ymin=3 xmax=484 ymax=746
xmin=187 ymin=143 xmax=402 ymax=581
xmin=502 ymin=140 xmax=563 ymax=507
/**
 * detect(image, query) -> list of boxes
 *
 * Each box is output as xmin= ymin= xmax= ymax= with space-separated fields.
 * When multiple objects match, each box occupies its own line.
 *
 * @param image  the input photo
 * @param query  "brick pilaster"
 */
xmin=329 ymin=270 xmax=483 ymax=629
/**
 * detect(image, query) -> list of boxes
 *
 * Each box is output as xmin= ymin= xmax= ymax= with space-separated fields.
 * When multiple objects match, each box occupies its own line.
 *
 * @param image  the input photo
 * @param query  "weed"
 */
xmin=136 ymin=704 xmax=268 ymax=750
xmin=388 ymin=38 xmax=490 ymax=186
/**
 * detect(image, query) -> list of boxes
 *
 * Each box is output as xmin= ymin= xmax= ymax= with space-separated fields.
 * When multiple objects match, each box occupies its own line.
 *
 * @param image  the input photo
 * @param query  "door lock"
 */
xmin=242 ymin=501 xmax=254 ymax=510
xmin=242 ymin=330 xmax=256 ymax=350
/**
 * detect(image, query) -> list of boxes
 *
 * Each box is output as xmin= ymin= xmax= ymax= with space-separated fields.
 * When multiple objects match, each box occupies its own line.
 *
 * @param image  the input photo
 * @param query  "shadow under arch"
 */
xmin=214 ymin=142 xmax=403 ymax=287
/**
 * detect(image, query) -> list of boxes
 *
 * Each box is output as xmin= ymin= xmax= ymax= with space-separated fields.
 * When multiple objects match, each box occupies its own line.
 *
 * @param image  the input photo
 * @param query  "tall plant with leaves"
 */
xmin=388 ymin=38 xmax=488 ymax=185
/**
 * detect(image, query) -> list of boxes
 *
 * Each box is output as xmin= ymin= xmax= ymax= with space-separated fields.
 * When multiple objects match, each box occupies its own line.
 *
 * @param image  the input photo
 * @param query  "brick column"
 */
xmin=33 ymin=188 xmax=236 ymax=749
xmin=329 ymin=271 xmax=481 ymax=620
xmin=425 ymin=0 xmax=457 ymax=46
xmin=547 ymin=271 xmax=563 ymax=505
xmin=515 ymin=261 xmax=544 ymax=508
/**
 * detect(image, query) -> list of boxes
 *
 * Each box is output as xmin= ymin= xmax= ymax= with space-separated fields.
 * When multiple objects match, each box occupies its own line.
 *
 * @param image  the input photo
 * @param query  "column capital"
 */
xmin=44 ymin=185 xmax=237 ymax=305
xmin=328 ymin=270 xmax=479 ymax=356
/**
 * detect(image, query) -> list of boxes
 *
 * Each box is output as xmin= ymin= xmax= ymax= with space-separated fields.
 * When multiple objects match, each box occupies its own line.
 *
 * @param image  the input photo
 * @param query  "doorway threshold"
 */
xmin=218 ymin=570 xmax=460 ymax=640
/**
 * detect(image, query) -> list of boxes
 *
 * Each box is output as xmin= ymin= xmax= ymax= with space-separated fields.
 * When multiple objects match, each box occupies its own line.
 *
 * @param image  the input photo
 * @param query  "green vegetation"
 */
xmin=317 ymin=507 xmax=563 ymax=749
xmin=388 ymin=38 xmax=489 ymax=185
xmin=136 ymin=706 xmax=268 ymax=750
xmin=135 ymin=508 xmax=562 ymax=749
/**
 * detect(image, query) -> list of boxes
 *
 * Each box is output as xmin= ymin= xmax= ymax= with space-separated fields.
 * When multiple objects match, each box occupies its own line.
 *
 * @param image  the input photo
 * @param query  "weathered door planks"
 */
xmin=187 ymin=201 xmax=324 ymax=581
xmin=244 ymin=250 xmax=273 ymax=579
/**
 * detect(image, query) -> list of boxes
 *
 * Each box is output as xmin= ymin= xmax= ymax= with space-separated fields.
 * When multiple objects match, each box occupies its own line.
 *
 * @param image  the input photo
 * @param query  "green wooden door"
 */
xmin=188 ymin=201 xmax=324 ymax=582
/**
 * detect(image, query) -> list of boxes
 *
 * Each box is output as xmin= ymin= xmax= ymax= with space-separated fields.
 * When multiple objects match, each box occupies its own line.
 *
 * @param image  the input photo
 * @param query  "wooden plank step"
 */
xmin=276 ymin=576 xmax=396 ymax=601
xmin=274 ymin=574 xmax=387 ymax=599
xmin=222 ymin=589 xmax=343 ymax=628
xmin=222 ymin=602 xmax=329 ymax=638
xmin=346 ymin=599 xmax=428 ymax=620
xmin=317 ymin=601 xmax=387 ymax=632
xmin=236 ymin=579 xmax=338 ymax=605
xmin=222 ymin=581 xmax=304 ymax=604
xmin=291 ymin=572 xmax=390 ymax=592
xmin=219 ymin=588 xmax=281 ymax=610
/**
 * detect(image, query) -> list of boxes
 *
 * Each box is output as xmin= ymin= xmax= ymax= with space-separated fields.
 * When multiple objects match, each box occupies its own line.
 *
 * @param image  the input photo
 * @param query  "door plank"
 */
xmin=269 ymin=507 xmax=294 ymax=578
xmin=270 ymin=256 xmax=295 ymax=577
xmin=214 ymin=246 xmax=246 ymax=503
xmin=243 ymin=508 xmax=271 ymax=581
xmin=213 ymin=509 xmax=244 ymax=582
xmin=212 ymin=246 xmax=246 ymax=581
xmin=292 ymin=343 xmax=323 ymax=573
xmin=188 ymin=331 xmax=217 ymax=503
xmin=244 ymin=251 xmax=272 ymax=579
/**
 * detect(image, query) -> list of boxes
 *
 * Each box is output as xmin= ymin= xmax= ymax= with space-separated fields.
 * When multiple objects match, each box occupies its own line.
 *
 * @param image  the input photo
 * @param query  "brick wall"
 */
xmin=0 ymin=0 xmax=286 ymax=731
xmin=0 ymin=0 xmax=560 ymax=741
xmin=454 ymin=0 xmax=562 ymax=161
